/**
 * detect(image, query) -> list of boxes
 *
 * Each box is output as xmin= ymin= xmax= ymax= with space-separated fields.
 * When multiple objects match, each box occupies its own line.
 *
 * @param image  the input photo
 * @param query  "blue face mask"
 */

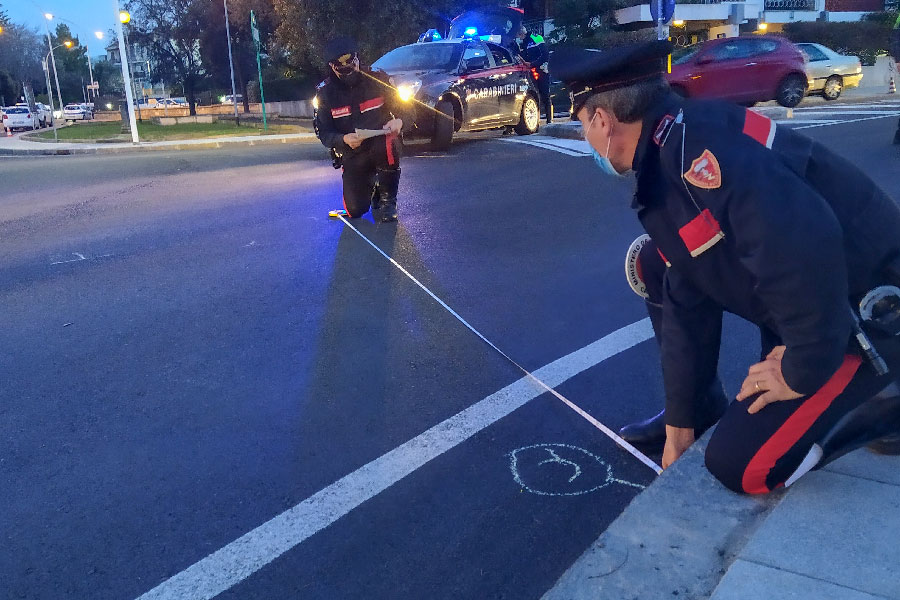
xmin=588 ymin=114 xmax=631 ymax=178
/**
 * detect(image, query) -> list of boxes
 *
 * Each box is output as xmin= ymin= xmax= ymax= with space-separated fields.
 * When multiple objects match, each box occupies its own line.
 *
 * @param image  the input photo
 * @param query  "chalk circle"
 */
xmin=508 ymin=443 xmax=643 ymax=496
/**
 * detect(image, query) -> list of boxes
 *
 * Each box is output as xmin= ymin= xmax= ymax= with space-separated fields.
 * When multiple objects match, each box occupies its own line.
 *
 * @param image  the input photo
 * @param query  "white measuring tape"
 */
xmin=338 ymin=215 xmax=663 ymax=475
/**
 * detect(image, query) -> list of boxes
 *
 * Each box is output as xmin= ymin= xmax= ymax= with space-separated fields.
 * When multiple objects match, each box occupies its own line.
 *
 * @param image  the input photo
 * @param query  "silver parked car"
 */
xmin=796 ymin=43 xmax=863 ymax=101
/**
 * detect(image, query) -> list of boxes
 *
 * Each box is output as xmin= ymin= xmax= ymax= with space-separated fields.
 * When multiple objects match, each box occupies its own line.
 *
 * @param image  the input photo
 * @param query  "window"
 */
xmin=487 ymin=43 xmax=513 ymax=66
xmin=462 ymin=45 xmax=487 ymax=61
xmin=799 ymin=44 xmax=828 ymax=62
xmin=708 ymin=40 xmax=755 ymax=61
xmin=749 ymin=39 xmax=780 ymax=56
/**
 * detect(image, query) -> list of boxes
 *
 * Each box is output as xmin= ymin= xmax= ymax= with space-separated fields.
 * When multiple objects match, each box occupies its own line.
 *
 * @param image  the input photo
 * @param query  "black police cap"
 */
xmin=550 ymin=40 xmax=672 ymax=115
xmin=324 ymin=36 xmax=359 ymax=65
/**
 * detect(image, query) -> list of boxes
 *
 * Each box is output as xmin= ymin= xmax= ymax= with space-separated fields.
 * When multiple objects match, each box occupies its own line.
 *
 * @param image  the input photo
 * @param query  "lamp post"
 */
xmin=115 ymin=4 xmax=139 ymax=143
xmin=41 ymin=57 xmax=59 ymax=142
xmin=43 ymin=13 xmax=65 ymax=113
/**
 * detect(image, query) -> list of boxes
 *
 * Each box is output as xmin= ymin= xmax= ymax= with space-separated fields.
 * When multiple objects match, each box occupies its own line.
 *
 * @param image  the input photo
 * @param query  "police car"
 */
xmin=371 ymin=38 xmax=541 ymax=149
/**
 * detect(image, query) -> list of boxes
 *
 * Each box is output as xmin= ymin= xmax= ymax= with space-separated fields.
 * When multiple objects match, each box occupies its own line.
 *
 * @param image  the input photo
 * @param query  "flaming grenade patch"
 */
xmin=684 ymin=149 xmax=722 ymax=190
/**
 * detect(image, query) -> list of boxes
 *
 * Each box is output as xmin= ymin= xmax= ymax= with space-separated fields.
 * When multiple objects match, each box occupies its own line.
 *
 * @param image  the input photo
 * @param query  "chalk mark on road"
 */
xmin=509 ymin=444 xmax=645 ymax=496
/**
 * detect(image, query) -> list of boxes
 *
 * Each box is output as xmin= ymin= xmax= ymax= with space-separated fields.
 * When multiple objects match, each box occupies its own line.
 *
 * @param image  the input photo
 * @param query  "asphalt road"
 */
xmin=1 ymin=113 xmax=898 ymax=600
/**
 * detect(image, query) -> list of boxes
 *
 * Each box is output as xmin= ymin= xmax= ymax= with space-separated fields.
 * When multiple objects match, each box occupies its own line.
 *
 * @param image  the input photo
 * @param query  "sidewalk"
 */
xmin=544 ymin=434 xmax=900 ymax=599
xmin=0 ymin=130 xmax=318 ymax=156
xmin=543 ymin=86 xmax=900 ymax=141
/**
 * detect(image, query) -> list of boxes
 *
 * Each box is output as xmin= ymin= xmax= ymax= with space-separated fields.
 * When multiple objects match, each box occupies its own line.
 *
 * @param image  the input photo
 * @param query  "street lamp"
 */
xmin=114 ymin=1 xmax=139 ymax=142
xmin=43 ymin=13 xmax=65 ymax=114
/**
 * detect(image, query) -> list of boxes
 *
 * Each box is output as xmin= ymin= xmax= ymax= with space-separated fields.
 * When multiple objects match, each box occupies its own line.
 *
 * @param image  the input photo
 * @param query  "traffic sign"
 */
xmin=650 ymin=0 xmax=675 ymax=24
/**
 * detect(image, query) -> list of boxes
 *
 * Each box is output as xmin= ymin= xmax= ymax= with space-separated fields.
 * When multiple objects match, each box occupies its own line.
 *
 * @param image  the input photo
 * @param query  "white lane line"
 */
xmin=136 ymin=319 xmax=654 ymax=600
xmin=337 ymin=215 xmax=661 ymax=474
xmin=502 ymin=137 xmax=592 ymax=157
xmin=786 ymin=110 xmax=900 ymax=116
xmin=792 ymin=114 xmax=900 ymax=129
xmin=774 ymin=119 xmax=841 ymax=125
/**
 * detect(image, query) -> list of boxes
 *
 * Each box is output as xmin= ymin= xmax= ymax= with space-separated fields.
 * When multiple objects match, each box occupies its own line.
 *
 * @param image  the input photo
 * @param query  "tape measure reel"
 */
xmin=328 ymin=209 xmax=348 ymax=218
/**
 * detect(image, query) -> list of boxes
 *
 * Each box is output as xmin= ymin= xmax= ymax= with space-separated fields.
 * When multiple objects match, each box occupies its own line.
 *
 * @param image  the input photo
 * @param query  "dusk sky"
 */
xmin=8 ymin=0 xmax=119 ymax=57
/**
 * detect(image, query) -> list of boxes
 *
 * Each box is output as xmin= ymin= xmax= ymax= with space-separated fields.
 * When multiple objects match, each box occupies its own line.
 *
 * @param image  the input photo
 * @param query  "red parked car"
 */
xmin=667 ymin=36 xmax=808 ymax=108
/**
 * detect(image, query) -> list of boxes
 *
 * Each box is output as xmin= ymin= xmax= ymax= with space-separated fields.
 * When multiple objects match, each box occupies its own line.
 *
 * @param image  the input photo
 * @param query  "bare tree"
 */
xmin=127 ymin=0 xmax=207 ymax=114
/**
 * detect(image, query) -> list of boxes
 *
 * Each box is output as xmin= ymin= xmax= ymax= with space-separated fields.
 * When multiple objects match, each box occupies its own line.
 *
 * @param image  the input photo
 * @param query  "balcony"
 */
xmin=764 ymin=0 xmax=817 ymax=8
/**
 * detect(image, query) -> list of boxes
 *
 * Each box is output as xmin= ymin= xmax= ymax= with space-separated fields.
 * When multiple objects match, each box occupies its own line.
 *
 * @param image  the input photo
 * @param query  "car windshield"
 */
xmin=449 ymin=11 xmax=518 ymax=38
xmin=6 ymin=107 xmax=28 ymax=114
xmin=373 ymin=44 xmax=461 ymax=72
xmin=65 ymin=105 xmax=81 ymax=110
xmin=672 ymin=45 xmax=701 ymax=65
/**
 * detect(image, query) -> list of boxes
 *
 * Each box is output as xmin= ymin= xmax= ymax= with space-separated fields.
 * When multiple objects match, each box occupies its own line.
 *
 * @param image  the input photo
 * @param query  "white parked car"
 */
xmin=63 ymin=103 xmax=93 ymax=121
xmin=796 ymin=43 xmax=863 ymax=101
xmin=2 ymin=106 xmax=39 ymax=131
xmin=19 ymin=102 xmax=53 ymax=127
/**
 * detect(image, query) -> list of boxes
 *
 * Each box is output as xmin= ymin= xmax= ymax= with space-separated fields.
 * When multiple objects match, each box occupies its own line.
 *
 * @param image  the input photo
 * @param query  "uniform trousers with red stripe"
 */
xmin=342 ymin=134 xmax=401 ymax=218
xmin=705 ymin=331 xmax=900 ymax=494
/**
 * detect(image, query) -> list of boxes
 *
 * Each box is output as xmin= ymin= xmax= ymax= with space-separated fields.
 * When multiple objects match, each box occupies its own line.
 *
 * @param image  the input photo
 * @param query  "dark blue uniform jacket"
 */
xmin=632 ymin=93 xmax=900 ymax=428
xmin=315 ymin=68 xmax=400 ymax=155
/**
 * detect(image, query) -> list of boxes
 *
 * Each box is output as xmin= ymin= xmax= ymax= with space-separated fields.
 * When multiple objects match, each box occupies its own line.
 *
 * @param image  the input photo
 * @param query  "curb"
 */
xmin=543 ymin=123 xmax=583 ymax=141
xmin=542 ymin=432 xmax=784 ymax=600
xmin=0 ymin=134 xmax=318 ymax=156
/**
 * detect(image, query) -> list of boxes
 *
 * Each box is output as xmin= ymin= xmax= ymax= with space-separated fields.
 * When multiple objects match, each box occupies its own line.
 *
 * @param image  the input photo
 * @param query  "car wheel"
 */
xmin=431 ymin=99 xmax=454 ymax=151
xmin=823 ymin=75 xmax=842 ymax=101
xmin=515 ymin=94 xmax=541 ymax=136
xmin=776 ymin=74 xmax=806 ymax=108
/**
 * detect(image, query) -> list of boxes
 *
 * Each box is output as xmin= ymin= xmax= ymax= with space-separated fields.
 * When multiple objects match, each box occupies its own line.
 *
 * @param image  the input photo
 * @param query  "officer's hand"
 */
xmin=343 ymin=133 xmax=363 ymax=149
xmin=662 ymin=425 xmax=695 ymax=469
xmin=736 ymin=345 xmax=803 ymax=414
xmin=384 ymin=118 xmax=403 ymax=135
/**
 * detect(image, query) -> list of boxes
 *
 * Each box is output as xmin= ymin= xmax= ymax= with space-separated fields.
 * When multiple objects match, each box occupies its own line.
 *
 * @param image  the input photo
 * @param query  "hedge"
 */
xmin=782 ymin=14 xmax=898 ymax=65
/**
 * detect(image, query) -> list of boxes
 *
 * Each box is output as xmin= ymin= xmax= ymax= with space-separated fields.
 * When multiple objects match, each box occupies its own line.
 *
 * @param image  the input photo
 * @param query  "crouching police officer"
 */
xmin=551 ymin=41 xmax=900 ymax=494
xmin=315 ymin=37 xmax=404 ymax=222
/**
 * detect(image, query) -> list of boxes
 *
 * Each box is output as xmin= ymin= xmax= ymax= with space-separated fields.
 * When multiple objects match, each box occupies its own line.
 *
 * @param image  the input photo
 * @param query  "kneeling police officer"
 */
xmin=315 ymin=37 xmax=404 ymax=222
xmin=551 ymin=40 xmax=900 ymax=494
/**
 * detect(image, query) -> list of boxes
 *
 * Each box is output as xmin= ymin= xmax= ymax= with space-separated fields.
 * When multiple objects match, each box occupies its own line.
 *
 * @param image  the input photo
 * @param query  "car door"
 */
xmin=799 ymin=44 xmax=830 ymax=92
xmin=692 ymin=39 xmax=760 ymax=101
xmin=458 ymin=42 xmax=496 ymax=127
xmin=485 ymin=43 xmax=522 ymax=123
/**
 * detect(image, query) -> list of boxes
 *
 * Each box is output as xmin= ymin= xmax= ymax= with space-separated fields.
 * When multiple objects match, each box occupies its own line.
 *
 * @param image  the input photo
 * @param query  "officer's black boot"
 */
xmin=619 ymin=379 xmax=728 ymax=451
xmin=817 ymin=384 xmax=900 ymax=469
xmin=374 ymin=168 xmax=399 ymax=223
xmin=618 ymin=300 xmax=728 ymax=450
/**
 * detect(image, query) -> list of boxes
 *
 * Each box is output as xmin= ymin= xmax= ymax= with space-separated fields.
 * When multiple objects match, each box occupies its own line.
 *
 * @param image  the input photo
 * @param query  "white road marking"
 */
xmin=773 ymin=119 xmax=841 ymax=126
xmin=792 ymin=114 xmax=900 ymax=129
xmin=136 ymin=319 xmax=654 ymax=600
xmin=50 ymin=252 xmax=113 ymax=266
xmin=502 ymin=136 xmax=592 ymax=156
xmin=784 ymin=110 xmax=900 ymax=116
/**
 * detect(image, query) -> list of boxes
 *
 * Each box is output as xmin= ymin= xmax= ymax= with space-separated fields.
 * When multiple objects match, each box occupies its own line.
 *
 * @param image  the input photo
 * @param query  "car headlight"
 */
xmin=397 ymin=80 xmax=422 ymax=102
xmin=312 ymin=96 xmax=319 ymax=110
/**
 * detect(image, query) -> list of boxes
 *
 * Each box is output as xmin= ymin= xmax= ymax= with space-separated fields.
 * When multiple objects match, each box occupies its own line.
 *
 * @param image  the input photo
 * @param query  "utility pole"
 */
xmin=251 ymin=10 xmax=266 ymax=130
xmin=224 ymin=0 xmax=239 ymax=122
